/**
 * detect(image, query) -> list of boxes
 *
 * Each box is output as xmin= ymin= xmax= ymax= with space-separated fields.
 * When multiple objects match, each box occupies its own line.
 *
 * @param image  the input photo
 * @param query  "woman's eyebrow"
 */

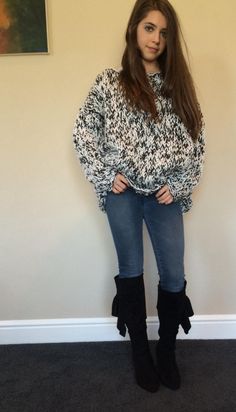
xmin=143 ymin=21 xmax=167 ymax=30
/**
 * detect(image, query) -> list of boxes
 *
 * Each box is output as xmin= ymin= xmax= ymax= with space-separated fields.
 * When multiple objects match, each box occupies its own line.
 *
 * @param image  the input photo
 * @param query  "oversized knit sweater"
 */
xmin=73 ymin=68 xmax=205 ymax=213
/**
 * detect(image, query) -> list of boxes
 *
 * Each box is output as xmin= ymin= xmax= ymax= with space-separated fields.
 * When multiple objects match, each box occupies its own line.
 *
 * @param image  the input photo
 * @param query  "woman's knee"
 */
xmin=159 ymin=273 xmax=185 ymax=293
xmin=119 ymin=258 xmax=143 ymax=278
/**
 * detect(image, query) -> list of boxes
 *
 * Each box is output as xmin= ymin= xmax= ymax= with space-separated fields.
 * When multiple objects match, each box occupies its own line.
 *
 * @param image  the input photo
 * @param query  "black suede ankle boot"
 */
xmin=156 ymin=282 xmax=194 ymax=390
xmin=112 ymin=274 xmax=160 ymax=393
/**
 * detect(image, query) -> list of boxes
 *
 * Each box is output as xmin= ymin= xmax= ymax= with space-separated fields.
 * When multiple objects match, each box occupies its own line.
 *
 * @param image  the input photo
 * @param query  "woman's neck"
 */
xmin=142 ymin=60 xmax=160 ymax=74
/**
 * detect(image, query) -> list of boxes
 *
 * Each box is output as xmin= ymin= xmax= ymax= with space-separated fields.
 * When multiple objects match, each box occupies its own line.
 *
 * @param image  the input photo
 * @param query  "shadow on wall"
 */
xmin=187 ymin=54 xmax=236 ymax=313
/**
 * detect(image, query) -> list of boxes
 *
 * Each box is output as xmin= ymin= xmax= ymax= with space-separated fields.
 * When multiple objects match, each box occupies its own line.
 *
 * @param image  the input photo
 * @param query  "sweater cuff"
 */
xmin=94 ymin=169 xmax=116 ymax=194
xmin=166 ymin=178 xmax=181 ymax=201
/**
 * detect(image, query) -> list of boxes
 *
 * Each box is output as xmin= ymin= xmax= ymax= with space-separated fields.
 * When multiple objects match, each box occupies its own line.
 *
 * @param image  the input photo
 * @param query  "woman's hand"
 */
xmin=112 ymin=173 xmax=129 ymax=194
xmin=156 ymin=185 xmax=174 ymax=205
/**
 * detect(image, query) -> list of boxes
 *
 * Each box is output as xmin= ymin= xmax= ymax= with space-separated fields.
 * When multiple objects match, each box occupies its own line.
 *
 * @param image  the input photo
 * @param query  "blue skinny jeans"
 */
xmin=105 ymin=188 xmax=185 ymax=293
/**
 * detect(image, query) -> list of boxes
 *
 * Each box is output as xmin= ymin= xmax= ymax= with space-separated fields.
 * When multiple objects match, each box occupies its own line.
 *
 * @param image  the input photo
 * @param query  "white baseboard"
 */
xmin=0 ymin=315 xmax=236 ymax=345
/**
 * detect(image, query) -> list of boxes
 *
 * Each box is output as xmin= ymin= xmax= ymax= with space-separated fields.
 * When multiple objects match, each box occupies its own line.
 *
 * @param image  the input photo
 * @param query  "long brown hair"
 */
xmin=119 ymin=0 xmax=202 ymax=142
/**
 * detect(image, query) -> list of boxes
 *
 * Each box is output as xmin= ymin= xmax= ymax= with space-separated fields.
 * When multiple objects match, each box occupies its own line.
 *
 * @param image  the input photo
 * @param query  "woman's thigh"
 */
xmin=105 ymin=189 xmax=144 ymax=278
xmin=144 ymin=195 xmax=185 ymax=292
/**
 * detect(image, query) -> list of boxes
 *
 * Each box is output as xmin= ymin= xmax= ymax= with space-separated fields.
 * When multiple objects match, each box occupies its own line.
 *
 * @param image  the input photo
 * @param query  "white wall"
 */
xmin=0 ymin=0 xmax=236 ymax=323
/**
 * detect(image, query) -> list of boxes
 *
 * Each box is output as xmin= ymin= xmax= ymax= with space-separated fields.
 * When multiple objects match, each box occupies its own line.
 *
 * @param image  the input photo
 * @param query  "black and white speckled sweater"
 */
xmin=73 ymin=68 xmax=205 ymax=213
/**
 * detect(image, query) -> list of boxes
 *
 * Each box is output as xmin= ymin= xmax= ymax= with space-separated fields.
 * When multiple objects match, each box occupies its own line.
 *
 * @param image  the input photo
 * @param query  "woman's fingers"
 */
xmin=112 ymin=183 xmax=126 ymax=193
xmin=155 ymin=185 xmax=173 ymax=204
xmin=118 ymin=174 xmax=129 ymax=186
xmin=112 ymin=187 xmax=121 ymax=194
xmin=112 ymin=173 xmax=129 ymax=193
xmin=158 ymin=194 xmax=173 ymax=204
xmin=112 ymin=179 xmax=174 ymax=203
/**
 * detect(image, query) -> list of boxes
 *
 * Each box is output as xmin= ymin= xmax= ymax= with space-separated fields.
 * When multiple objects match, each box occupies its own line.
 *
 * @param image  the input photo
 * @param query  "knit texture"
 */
xmin=73 ymin=68 xmax=205 ymax=212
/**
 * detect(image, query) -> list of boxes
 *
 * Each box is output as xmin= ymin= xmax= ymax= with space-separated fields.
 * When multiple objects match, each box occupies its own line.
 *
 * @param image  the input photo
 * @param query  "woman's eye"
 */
xmin=144 ymin=25 xmax=154 ymax=32
xmin=161 ymin=31 xmax=167 ymax=39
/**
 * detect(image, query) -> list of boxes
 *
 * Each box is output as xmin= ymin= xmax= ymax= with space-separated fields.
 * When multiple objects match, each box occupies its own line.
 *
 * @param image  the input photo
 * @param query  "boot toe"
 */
xmin=156 ymin=347 xmax=181 ymax=390
xmin=134 ymin=353 xmax=160 ymax=393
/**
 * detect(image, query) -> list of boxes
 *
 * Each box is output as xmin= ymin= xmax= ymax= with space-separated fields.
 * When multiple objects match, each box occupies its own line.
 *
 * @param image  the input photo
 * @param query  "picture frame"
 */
xmin=0 ymin=0 xmax=49 ymax=55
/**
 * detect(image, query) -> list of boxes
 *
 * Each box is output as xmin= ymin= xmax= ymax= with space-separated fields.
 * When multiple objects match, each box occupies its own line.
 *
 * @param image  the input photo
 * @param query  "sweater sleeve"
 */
xmin=73 ymin=71 xmax=116 ymax=193
xmin=166 ymin=119 xmax=206 ymax=201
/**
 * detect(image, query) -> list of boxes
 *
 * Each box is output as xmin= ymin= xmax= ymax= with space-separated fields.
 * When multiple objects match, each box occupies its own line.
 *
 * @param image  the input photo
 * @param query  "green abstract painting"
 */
xmin=0 ymin=0 xmax=48 ymax=54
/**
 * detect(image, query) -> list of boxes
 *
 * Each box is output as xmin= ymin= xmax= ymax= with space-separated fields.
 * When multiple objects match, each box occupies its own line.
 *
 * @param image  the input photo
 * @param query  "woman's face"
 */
xmin=136 ymin=10 xmax=167 ymax=72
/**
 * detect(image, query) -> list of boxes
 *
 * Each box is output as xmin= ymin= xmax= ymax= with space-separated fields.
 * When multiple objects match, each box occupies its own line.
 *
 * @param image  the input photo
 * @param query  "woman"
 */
xmin=73 ymin=0 xmax=205 ymax=393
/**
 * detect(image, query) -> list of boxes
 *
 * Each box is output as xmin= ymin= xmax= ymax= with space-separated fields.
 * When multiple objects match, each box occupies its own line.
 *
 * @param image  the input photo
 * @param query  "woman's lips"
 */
xmin=147 ymin=46 xmax=159 ymax=53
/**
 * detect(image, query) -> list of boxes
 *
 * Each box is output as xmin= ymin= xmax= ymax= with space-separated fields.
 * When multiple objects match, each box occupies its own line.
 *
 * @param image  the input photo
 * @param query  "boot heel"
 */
xmin=134 ymin=351 xmax=160 ymax=392
xmin=156 ymin=343 xmax=180 ymax=390
xmin=112 ymin=274 xmax=160 ymax=393
xmin=156 ymin=282 xmax=194 ymax=390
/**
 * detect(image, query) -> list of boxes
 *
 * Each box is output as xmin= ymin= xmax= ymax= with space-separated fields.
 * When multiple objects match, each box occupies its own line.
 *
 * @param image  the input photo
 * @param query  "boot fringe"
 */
xmin=112 ymin=294 xmax=126 ymax=337
xmin=180 ymin=295 xmax=194 ymax=334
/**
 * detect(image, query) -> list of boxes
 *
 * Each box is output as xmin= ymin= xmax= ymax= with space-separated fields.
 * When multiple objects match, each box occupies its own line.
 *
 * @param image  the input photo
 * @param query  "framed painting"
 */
xmin=0 ymin=0 xmax=49 ymax=55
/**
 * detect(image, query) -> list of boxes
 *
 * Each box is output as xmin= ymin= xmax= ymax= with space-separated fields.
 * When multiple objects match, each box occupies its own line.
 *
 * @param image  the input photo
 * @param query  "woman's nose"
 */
xmin=153 ymin=31 xmax=160 ymax=44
